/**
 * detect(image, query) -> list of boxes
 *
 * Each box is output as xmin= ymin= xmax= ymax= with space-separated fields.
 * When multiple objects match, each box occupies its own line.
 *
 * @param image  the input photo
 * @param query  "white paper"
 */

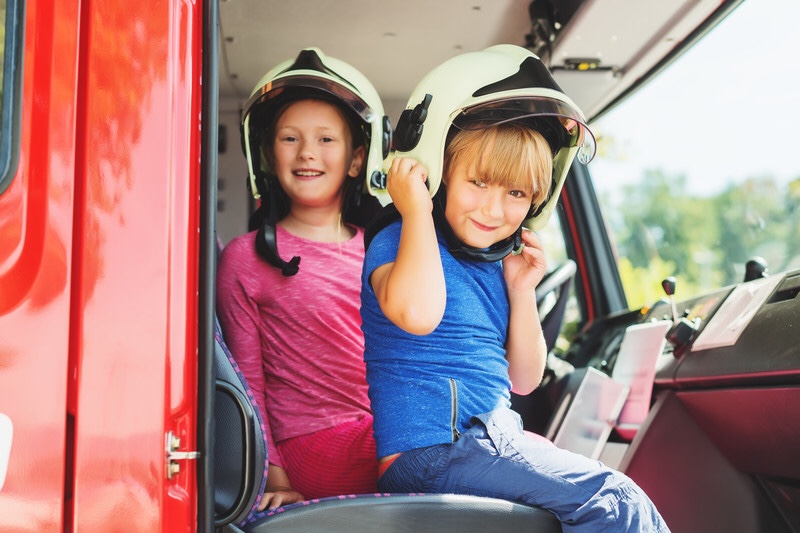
xmin=691 ymin=274 xmax=784 ymax=351
xmin=553 ymin=367 xmax=629 ymax=459
xmin=611 ymin=320 xmax=672 ymax=430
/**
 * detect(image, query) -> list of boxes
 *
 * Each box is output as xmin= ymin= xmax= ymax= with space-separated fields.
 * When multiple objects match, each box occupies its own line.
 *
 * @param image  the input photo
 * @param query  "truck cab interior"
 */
xmin=209 ymin=1 xmax=800 ymax=531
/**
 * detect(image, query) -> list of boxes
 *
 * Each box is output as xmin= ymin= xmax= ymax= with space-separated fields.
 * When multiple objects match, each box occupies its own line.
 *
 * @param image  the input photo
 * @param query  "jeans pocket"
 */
xmin=471 ymin=407 xmax=525 ymax=454
xmin=378 ymin=444 xmax=452 ymax=493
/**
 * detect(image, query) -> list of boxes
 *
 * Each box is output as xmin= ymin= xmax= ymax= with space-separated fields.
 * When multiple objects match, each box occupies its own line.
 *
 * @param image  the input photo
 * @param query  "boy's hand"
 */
xmin=387 ymin=157 xmax=431 ymax=217
xmin=502 ymin=228 xmax=547 ymax=294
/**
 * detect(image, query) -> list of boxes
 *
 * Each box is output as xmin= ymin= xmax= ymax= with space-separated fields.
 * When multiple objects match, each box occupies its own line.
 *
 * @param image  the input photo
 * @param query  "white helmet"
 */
xmin=377 ymin=44 xmax=595 ymax=232
xmin=242 ymin=47 xmax=390 ymax=201
xmin=239 ymin=48 xmax=391 ymax=275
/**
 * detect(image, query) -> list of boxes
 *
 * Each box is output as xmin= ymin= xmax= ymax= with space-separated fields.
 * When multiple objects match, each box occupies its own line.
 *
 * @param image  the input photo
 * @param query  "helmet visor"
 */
xmin=243 ymin=75 xmax=377 ymax=125
xmin=452 ymin=97 xmax=596 ymax=164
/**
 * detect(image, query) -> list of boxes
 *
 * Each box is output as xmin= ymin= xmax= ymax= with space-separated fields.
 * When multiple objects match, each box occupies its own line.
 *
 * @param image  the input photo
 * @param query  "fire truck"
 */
xmin=1 ymin=0 xmax=799 ymax=531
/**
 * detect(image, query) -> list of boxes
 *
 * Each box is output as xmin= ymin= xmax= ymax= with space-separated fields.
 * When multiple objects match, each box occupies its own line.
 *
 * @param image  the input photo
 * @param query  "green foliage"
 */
xmin=600 ymin=170 xmax=800 ymax=307
xmin=618 ymin=256 xmax=674 ymax=311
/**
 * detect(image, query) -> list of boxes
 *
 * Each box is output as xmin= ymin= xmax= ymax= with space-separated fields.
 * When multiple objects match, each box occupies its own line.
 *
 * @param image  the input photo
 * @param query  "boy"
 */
xmin=360 ymin=45 xmax=669 ymax=532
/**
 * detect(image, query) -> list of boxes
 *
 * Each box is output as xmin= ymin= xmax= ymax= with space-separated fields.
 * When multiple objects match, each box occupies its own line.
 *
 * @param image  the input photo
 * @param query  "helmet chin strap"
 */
xmin=256 ymin=222 xmax=301 ymax=276
xmin=432 ymin=188 xmax=523 ymax=262
xmin=254 ymin=173 xmax=301 ymax=276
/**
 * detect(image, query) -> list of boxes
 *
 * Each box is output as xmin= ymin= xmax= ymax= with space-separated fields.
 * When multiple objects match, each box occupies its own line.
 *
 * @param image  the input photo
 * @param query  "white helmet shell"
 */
xmin=385 ymin=44 xmax=595 ymax=230
xmin=241 ymin=47 xmax=390 ymax=201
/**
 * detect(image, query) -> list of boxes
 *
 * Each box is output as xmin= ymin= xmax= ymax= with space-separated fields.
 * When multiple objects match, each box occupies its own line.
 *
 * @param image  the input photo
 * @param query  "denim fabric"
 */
xmin=378 ymin=407 xmax=669 ymax=533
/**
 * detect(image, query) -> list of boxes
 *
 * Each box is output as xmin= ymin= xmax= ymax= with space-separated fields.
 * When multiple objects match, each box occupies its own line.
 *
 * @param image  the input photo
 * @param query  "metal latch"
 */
xmin=165 ymin=431 xmax=200 ymax=479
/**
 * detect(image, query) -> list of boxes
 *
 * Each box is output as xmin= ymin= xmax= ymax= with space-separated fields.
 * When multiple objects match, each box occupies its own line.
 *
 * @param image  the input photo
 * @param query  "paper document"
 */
xmin=691 ymin=274 xmax=784 ymax=351
xmin=552 ymin=367 xmax=629 ymax=460
xmin=611 ymin=320 xmax=672 ymax=434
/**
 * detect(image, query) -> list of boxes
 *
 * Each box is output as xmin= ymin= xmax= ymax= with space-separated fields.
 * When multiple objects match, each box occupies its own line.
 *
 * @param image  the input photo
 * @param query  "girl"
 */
xmin=216 ymin=48 xmax=390 ymax=510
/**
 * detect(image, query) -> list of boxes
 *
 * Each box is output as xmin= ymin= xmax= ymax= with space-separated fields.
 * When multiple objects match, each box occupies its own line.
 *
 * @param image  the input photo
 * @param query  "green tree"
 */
xmin=605 ymin=171 xmax=800 ymax=310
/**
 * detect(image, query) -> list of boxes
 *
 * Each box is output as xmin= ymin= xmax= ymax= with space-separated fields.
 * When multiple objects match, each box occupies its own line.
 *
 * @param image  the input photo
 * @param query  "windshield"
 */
xmin=590 ymin=0 xmax=800 ymax=309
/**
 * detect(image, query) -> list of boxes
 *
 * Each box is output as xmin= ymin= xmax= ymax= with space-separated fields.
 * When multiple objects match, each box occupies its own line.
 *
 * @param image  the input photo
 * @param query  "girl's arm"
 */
xmin=216 ymin=241 xmax=288 ymax=490
xmin=503 ymin=229 xmax=548 ymax=395
xmin=258 ymin=465 xmax=304 ymax=510
xmin=370 ymin=157 xmax=446 ymax=335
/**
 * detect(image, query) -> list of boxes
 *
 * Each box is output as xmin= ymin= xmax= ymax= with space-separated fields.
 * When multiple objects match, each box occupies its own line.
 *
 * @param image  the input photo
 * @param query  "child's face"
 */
xmin=271 ymin=99 xmax=365 ymax=208
xmin=444 ymin=154 xmax=532 ymax=250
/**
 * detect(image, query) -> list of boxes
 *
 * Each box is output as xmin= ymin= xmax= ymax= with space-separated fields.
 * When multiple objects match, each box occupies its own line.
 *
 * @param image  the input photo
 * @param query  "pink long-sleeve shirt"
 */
xmin=215 ymin=226 xmax=371 ymax=467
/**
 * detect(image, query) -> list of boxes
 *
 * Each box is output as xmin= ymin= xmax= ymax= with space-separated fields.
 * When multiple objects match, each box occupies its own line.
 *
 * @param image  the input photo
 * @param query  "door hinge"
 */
xmin=165 ymin=431 xmax=200 ymax=480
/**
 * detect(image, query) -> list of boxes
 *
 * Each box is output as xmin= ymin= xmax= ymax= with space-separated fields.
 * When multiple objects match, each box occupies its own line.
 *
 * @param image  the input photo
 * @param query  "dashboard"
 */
xmin=563 ymin=268 xmax=800 ymax=390
xmin=549 ymin=268 xmax=800 ymax=530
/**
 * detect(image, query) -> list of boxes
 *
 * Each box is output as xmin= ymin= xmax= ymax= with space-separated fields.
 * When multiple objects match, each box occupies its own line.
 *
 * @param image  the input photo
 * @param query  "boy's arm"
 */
xmin=503 ymin=229 xmax=548 ymax=395
xmin=369 ymin=157 xmax=446 ymax=335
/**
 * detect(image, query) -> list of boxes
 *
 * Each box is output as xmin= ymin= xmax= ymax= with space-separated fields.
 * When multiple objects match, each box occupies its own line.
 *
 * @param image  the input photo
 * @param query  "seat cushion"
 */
xmin=243 ymin=492 xmax=562 ymax=532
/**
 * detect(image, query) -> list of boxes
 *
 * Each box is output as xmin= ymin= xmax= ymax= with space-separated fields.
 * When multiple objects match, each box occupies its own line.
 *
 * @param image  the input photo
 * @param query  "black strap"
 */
xmin=255 ymin=221 xmax=301 ymax=276
xmin=363 ymin=192 xmax=521 ymax=262
xmin=253 ymin=175 xmax=301 ymax=277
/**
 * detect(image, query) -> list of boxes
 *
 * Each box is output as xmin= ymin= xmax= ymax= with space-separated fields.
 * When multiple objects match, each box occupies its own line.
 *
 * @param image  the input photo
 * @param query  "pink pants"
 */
xmin=277 ymin=415 xmax=378 ymax=499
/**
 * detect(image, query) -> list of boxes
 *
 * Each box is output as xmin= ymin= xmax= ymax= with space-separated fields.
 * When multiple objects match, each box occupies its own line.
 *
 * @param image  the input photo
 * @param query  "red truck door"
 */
xmin=0 ymin=0 xmax=206 ymax=531
xmin=0 ymin=0 xmax=81 ymax=529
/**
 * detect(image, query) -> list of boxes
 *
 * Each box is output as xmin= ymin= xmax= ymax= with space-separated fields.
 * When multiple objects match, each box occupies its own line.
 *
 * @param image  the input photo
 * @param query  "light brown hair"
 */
xmin=443 ymin=123 xmax=553 ymax=210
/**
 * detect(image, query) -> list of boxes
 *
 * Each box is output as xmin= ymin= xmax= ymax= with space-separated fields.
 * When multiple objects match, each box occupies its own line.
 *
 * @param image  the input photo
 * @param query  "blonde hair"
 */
xmin=443 ymin=123 xmax=553 ymax=209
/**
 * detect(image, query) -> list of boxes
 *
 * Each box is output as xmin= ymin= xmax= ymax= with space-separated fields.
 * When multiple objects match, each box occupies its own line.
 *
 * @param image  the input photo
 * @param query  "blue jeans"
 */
xmin=378 ymin=407 xmax=669 ymax=532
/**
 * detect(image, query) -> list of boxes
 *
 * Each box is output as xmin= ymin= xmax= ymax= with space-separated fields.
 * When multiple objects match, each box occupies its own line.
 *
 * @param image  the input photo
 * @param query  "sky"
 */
xmin=590 ymin=0 xmax=800 ymax=197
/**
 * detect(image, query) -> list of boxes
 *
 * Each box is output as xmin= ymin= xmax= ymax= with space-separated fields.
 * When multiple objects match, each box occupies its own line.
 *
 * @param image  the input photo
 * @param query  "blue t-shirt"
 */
xmin=360 ymin=220 xmax=512 ymax=458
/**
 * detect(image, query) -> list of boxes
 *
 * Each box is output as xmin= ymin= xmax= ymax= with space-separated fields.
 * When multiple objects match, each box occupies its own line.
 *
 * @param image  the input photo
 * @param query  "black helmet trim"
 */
xmin=281 ymin=48 xmax=362 ymax=95
xmin=473 ymin=56 xmax=563 ymax=97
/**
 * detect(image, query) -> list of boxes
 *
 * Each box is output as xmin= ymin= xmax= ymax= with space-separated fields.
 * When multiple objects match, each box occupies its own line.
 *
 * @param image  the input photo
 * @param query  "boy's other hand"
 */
xmin=502 ymin=228 xmax=547 ymax=294
xmin=387 ymin=157 xmax=432 ymax=217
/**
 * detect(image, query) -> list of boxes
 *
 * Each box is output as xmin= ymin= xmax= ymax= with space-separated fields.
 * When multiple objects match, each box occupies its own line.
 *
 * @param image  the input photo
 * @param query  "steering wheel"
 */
xmin=535 ymin=260 xmax=577 ymax=353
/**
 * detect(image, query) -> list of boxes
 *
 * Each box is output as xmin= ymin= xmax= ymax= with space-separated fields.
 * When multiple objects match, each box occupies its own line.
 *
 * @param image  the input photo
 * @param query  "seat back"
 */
xmin=213 ymin=319 xmax=268 ymax=528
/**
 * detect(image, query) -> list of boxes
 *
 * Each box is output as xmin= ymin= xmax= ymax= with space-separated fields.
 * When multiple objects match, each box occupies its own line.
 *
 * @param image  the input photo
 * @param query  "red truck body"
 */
xmin=3 ymin=2 xmax=800 ymax=532
xmin=0 ymin=1 xmax=205 ymax=530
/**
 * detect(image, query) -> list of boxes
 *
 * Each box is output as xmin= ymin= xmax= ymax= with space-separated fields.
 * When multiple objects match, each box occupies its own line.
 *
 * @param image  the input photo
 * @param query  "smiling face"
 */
xmin=442 ymin=124 xmax=553 ymax=249
xmin=270 ymin=98 xmax=365 ymax=209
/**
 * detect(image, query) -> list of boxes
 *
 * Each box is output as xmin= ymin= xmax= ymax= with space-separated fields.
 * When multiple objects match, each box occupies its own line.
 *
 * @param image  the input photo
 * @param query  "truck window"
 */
xmin=0 ymin=0 xmax=23 ymax=196
xmin=537 ymin=208 xmax=582 ymax=353
xmin=590 ymin=0 xmax=800 ymax=309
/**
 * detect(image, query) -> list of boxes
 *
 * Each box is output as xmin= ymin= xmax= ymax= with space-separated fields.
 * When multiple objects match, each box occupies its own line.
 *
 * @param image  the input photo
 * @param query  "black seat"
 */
xmin=242 ymin=493 xmax=561 ymax=532
xmin=213 ymin=320 xmax=268 ymax=528
xmin=212 ymin=319 xmax=562 ymax=532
